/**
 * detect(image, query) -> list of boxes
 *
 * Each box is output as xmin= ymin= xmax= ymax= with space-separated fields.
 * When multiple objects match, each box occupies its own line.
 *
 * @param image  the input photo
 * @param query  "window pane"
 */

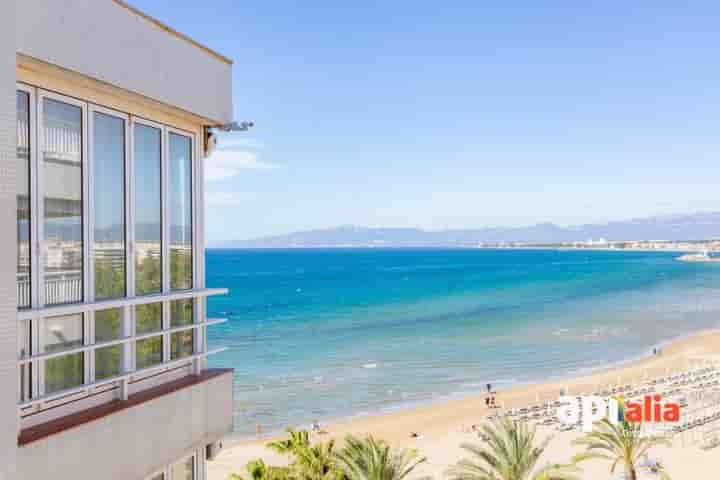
xmin=18 ymin=320 xmax=31 ymax=401
xmin=136 ymin=336 xmax=162 ymax=369
xmin=43 ymin=314 xmax=83 ymax=353
xmin=134 ymin=124 xmax=162 ymax=295
xmin=17 ymin=91 xmax=31 ymax=309
xmin=43 ymin=98 xmax=83 ymax=305
xmin=136 ymin=303 xmax=162 ymax=334
xmin=45 ymin=353 xmax=84 ymax=394
xmin=95 ymin=308 xmax=123 ymax=342
xmin=95 ymin=345 xmax=122 ymax=380
xmin=93 ymin=112 xmax=126 ymax=299
xmin=171 ymin=456 xmax=194 ymax=480
xmin=171 ymin=331 xmax=193 ymax=360
xmin=169 ymin=133 xmax=192 ymax=291
xmin=43 ymin=313 xmax=84 ymax=393
xmin=170 ymin=299 xmax=193 ymax=327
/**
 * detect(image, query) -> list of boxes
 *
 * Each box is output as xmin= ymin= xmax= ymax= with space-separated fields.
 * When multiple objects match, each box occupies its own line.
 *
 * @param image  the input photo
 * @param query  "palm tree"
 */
xmin=446 ymin=417 xmax=580 ymax=480
xmin=231 ymin=459 xmax=291 ymax=480
xmin=573 ymin=418 xmax=672 ymax=480
xmin=335 ymin=435 xmax=427 ymax=480
xmin=267 ymin=429 xmax=343 ymax=480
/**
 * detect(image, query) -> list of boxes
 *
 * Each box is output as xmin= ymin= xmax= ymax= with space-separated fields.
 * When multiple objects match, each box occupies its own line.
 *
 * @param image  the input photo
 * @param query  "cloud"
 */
xmin=206 ymin=191 xmax=251 ymax=207
xmin=205 ymin=149 xmax=278 ymax=181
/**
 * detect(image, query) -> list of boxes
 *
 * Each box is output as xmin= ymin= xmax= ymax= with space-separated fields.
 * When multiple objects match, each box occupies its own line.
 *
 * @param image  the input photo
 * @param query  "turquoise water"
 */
xmin=206 ymin=248 xmax=720 ymax=438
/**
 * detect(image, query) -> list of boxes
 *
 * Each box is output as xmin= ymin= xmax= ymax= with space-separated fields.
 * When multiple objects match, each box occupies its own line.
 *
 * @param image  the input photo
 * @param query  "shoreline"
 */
xmin=208 ymin=329 xmax=720 ymax=480
xmin=208 ymin=328 xmax=720 ymax=480
xmin=222 ymin=327 xmax=719 ymax=446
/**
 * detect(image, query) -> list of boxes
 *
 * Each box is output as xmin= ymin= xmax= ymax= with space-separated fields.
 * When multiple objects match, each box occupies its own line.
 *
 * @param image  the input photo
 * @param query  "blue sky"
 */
xmin=132 ymin=1 xmax=720 ymax=242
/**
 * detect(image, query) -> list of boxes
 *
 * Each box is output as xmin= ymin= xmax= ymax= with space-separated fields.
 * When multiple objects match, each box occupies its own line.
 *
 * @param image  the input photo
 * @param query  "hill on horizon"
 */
xmin=213 ymin=212 xmax=720 ymax=248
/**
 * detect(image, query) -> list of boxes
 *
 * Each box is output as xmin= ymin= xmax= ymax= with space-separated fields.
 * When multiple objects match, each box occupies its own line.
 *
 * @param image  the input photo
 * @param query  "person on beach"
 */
xmin=487 ymin=383 xmax=492 ymax=393
xmin=485 ymin=397 xmax=490 ymax=407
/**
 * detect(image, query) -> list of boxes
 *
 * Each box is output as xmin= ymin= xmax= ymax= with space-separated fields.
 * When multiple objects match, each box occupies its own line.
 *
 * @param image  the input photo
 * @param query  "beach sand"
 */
xmin=209 ymin=330 xmax=720 ymax=479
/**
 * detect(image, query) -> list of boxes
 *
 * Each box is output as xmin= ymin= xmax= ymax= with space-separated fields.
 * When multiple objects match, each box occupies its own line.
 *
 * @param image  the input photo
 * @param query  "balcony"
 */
xmin=16 ymin=368 xmax=234 ymax=480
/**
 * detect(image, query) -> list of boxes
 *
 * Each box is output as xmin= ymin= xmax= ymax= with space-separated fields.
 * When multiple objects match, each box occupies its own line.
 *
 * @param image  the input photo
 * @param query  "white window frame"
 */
xmin=37 ymin=313 xmax=88 ymax=398
xmin=131 ymin=116 xmax=166 ymax=297
xmin=87 ymin=104 xmax=130 ymax=303
xmin=36 ymin=89 xmax=89 ymax=308
xmin=16 ymin=84 xmax=216 ymax=415
xmin=166 ymin=126 xmax=196 ymax=293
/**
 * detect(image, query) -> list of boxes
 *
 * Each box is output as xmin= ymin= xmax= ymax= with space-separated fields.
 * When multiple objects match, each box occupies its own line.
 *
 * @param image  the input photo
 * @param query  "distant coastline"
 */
xmin=217 ymin=212 xmax=720 ymax=249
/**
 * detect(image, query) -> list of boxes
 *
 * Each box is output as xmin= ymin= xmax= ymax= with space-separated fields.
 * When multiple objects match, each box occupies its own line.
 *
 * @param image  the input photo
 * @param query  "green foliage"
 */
xmin=446 ymin=417 xmax=580 ymax=480
xmin=94 ymin=257 xmax=125 ymax=300
xmin=268 ymin=429 xmax=342 ymax=480
xmin=335 ymin=435 xmax=426 ymax=480
xmin=136 ymin=254 xmax=161 ymax=295
xmin=573 ymin=417 xmax=672 ymax=480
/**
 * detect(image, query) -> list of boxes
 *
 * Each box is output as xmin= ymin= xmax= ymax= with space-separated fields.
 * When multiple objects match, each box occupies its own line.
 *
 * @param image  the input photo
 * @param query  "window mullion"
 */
xmin=86 ymin=106 xmax=95 ymax=304
xmin=127 ymin=117 xmax=135 ymax=298
xmin=161 ymin=126 xmax=170 ymax=294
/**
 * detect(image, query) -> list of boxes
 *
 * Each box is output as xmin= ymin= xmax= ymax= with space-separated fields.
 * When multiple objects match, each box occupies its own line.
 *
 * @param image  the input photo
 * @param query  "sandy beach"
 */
xmin=209 ymin=330 xmax=720 ymax=480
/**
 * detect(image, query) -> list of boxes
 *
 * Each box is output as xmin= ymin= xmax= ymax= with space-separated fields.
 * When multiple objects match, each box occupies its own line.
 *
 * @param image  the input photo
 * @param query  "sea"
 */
xmin=205 ymin=248 xmax=720 ymax=438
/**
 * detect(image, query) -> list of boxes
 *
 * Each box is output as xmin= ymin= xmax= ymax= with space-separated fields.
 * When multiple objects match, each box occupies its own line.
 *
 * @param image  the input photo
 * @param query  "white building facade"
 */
xmin=2 ymin=1 xmax=235 ymax=479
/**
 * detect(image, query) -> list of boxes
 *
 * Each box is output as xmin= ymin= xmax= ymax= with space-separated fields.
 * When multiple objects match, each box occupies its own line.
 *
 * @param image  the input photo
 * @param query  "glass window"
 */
xmin=93 ymin=112 xmax=126 ymax=299
xmin=171 ymin=456 xmax=194 ymax=480
xmin=18 ymin=320 xmax=31 ymax=401
xmin=171 ymin=299 xmax=194 ymax=360
xmin=42 ymin=98 xmax=83 ymax=305
xmin=136 ymin=336 xmax=162 ymax=370
xmin=136 ymin=303 xmax=162 ymax=334
xmin=17 ymin=91 xmax=31 ymax=309
xmin=94 ymin=308 xmax=123 ymax=380
xmin=134 ymin=124 xmax=162 ymax=295
xmin=43 ymin=314 xmax=84 ymax=393
xmin=169 ymin=133 xmax=193 ymax=291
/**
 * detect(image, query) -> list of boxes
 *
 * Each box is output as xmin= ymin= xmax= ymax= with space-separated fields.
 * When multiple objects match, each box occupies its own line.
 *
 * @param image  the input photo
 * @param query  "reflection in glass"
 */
xmin=136 ymin=336 xmax=162 ymax=369
xmin=43 ymin=98 xmax=83 ymax=305
xmin=136 ymin=303 xmax=162 ymax=334
xmin=134 ymin=124 xmax=162 ymax=295
xmin=17 ymin=91 xmax=31 ymax=309
xmin=43 ymin=314 xmax=84 ymax=393
xmin=18 ymin=320 xmax=31 ymax=401
xmin=95 ymin=308 xmax=123 ymax=380
xmin=171 ymin=456 xmax=195 ymax=480
xmin=171 ymin=299 xmax=194 ymax=360
xmin=93 ymin=112 xmax=126 ymax=299
xmin=169 ymin=133 xmax=192 ymax=290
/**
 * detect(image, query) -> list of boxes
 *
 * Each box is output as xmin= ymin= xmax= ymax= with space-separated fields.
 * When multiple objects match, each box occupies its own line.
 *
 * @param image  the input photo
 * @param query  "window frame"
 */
xmin=37 ymin=89 xmax=89 ymax=308
xmin=131 ymin=116 xmax=165 ymax=297
xmin=37 ymin=313 xmax=89 ymax=397
xmin=88 ymin=104 xmax=130 ymax=302
xmin=16 ymin=84 xmax=37 ymax=310
xmin=166 ymin=126 xmax=196 ymax=293
xmin=15 ymin=84 xmax=211 ymax=413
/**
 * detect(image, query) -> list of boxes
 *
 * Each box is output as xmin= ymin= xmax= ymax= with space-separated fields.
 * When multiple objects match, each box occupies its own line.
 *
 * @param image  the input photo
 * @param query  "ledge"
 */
xmin=18 ymin=368 xmax=234 ymax=446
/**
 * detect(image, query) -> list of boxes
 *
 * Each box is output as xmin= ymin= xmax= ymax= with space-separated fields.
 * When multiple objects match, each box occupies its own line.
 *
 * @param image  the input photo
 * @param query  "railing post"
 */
xmin=119 ymin=378 xmax=129 ymax=401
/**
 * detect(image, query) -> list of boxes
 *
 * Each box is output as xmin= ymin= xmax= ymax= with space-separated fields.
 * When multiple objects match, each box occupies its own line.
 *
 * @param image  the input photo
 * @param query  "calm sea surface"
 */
xmin=206 ymin=248 xmax=720 ymax=438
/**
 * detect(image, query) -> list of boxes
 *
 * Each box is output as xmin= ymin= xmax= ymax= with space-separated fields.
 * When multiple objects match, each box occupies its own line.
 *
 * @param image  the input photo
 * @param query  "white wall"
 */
xmin=17 ymin=0 xmax=233 ymax=124
xmin=17 ymin=371 xmax=234 ymax=480
xmin=0 ymin=1 xmax=18 ymax=479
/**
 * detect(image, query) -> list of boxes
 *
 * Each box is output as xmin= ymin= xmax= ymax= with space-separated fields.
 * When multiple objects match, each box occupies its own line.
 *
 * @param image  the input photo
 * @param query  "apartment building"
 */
xmin=2 ymin=1 xmax=235 ymax=478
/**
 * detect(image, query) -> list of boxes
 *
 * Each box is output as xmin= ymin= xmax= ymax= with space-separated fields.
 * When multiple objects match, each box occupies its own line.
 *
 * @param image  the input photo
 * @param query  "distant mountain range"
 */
xmin=215 ymin=212 xmax=720 ymax=248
